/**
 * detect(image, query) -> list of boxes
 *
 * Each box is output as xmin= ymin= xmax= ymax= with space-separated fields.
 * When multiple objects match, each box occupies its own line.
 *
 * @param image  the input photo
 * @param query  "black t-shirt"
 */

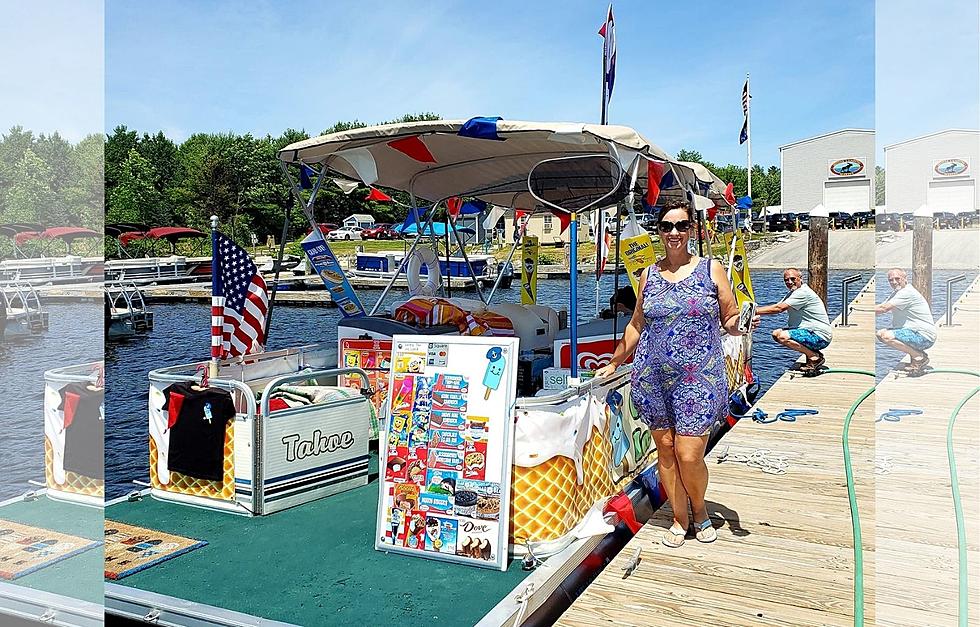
xmin=162 ymin=382 xmax=237 ymax=482
xmin=57 ymin=383 xmax=104 ymax=479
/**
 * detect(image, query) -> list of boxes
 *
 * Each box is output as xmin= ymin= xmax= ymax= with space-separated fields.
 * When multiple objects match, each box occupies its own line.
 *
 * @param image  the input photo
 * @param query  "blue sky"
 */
xmin=3 ymin=1 xmax=977 ymax=170
xmin=101 ymin=0 xmax=876 ymax=168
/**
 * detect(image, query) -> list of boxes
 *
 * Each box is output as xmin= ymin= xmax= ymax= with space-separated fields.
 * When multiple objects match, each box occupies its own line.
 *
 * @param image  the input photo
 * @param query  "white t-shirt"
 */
xmin=888 ymin=284 xmax=937 ymax=342
xmin=782 ymin=284 xmax=833 ymax=342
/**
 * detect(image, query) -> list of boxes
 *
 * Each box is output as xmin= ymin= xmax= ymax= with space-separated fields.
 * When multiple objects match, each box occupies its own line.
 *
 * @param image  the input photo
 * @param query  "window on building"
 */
xmin=543 ymin=214 xmax=553 ymax=233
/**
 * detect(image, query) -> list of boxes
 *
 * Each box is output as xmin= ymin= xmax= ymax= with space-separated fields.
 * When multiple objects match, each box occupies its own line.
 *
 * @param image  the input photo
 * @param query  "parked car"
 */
xmin=852 ymin=211 xmax=875 ymax=228
xmin=325 ymin=227 xmax=363 ymax=241
xmin=828 ymin=212 xmax=856 ymax=229
xmin=714 ymin=216 xmax=734 ymax=232
xmin=361 ymin=223 xmax=399 ymax=239
xmin=899 ymin=212 xmax=914 ymax=228
xmin=766 ymin=214 xmax=794 ymax=232
xmin=967 ymin=209 xmax=980 ymax=226
xmin=876 ymin=213 xmax=901 ymax=232
xmin=307 ymin=222 xmax=339 ymax=236
xmin=797 ymin=214 xmax=810 ymax=230
xmin=932 ymin=211 xmax=958 ymax=229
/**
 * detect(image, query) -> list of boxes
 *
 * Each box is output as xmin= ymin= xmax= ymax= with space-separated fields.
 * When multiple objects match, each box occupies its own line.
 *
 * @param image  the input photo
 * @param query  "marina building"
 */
xmin=779 ymin=129 xmax=875 ymax=215
xmin=882 ymin=129 xmax=979 ymax=215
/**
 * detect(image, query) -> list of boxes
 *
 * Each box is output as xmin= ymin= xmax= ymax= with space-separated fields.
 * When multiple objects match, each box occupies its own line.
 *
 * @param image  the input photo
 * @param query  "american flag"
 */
xmin=211 ymin=231 xmax=268 ymax=358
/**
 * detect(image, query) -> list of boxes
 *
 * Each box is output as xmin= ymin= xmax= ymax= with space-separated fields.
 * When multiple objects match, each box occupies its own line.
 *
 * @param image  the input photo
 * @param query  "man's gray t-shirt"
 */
xmin=782 ymin=284 xmax=833 ymax=342
xmin=888 ymin=284 xmax=937 ymax=342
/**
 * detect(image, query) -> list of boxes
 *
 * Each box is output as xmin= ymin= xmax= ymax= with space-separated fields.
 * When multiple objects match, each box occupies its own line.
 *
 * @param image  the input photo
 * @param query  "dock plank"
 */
xmin=558 ymin=281 xmax=879 ymax=626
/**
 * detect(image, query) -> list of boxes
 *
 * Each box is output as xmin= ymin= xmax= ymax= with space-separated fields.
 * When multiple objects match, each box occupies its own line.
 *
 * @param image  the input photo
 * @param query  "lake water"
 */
xmin=9 ymin=267 xmax=972 ymax=500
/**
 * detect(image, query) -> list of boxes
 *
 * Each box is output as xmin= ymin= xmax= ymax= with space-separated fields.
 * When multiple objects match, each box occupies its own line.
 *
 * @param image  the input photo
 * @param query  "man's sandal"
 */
xmin=694 ymin=518 xmax=717 ymax=543
xmin=801 ymin=352 xmax=825 ymax=374
xmin=661 ymin=521 xmax=687 ymax=548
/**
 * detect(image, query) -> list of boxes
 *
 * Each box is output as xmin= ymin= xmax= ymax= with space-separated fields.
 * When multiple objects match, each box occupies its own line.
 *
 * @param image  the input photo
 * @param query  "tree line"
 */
xmin=7 ymin=119 xmax=865 ymax=258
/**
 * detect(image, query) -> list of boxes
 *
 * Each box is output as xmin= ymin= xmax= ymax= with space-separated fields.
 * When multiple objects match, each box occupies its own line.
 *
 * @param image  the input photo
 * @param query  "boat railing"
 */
xmin=104 ymin=256 xmax=191 ymax=280
xmin=2 ymin=281 xmax=48 ymax=330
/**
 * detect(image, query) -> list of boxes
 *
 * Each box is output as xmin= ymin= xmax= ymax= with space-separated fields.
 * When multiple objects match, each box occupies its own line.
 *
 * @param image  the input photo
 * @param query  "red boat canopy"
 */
xmin=145 ymin=226 xmax=207 ymax=241
xmin=118 ymin=231 xmax=147 ymax=246
xmin=0 ymin=223 xmax=45 ymax=238
xmin=41 ymin=227 xmax=102 ymax=242
xmin=14 ymin=231 xmax=41 ymax=245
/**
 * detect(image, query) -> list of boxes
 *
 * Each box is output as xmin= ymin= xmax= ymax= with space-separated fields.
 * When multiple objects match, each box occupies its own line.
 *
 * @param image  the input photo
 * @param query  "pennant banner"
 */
xmin=520 ymin=235 xmax=539 ymax=305
xmin=332 ymin=178 xmax=360 ymax=195
xmin=387 ymin=136 xmax=436 ymax=163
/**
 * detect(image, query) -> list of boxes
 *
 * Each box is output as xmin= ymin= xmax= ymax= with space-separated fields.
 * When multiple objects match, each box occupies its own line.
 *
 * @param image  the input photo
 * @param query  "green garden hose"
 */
xmin=922 ymin=369 xmax=980 ymax=627
xmin=824 ymin=368 xmax=876 ymax=626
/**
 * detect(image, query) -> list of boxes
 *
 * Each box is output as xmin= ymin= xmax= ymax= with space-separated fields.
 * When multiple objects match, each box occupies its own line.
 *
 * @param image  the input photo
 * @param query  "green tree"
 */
xmin=2 ymin=148 xmax=54 ymax=224
xmin=875 ymin=166 xmax=885 ymax=205
xmin=67 ymin=134 xmax=105 ymax=229
xmin=107 ymin=148 xmax=161 ymax=225
xmin=137 ymin=131 xmax=179 ymax=195
xmin=105 ymin=125 xmax=139 ymax=210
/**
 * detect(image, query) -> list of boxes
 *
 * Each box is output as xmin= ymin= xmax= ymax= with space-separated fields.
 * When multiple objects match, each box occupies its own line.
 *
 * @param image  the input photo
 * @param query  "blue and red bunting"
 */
xmin=736 ymin=195 xmax=753 ymax=209
xmin=458 ymin=117 xmax=503 ymax=141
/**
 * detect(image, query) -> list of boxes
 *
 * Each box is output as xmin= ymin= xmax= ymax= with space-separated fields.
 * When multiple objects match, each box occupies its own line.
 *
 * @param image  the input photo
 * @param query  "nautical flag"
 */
xmin=211 ymin=231 xmax=269 ymax=359
xmin=599 ymin=5 xmax=616 ymax=103
xmin=299 ymin=165 xmax=316 ymax=189
xmin=595 ymin=211 xmax=611 ymax=276
xmin=739 ymin=78 xmax=750 ymax=145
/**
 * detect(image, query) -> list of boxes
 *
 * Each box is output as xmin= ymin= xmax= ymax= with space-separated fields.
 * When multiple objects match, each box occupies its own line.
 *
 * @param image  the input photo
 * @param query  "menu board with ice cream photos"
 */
xmin=376 ymin=335 xmax=519 ymax=570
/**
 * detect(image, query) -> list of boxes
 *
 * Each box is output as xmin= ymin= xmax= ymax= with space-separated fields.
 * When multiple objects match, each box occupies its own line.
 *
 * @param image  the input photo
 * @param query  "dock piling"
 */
xmin=912 ymin=204 xmax=934 ymax=306
xmin=807 ymin=203 xmax=829 ymax=304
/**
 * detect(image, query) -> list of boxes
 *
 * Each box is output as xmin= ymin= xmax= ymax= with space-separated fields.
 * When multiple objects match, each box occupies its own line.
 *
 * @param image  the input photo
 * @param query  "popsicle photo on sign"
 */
xmin=483 ymin=347 xmax=506 ymax=399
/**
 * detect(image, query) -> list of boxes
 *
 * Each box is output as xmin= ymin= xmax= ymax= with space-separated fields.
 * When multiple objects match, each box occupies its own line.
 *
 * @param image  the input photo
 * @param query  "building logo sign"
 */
xmin=934 ymin=159 xmax=968 ymax=177
xmin=829 ymin=158 xmax=865 ymax=177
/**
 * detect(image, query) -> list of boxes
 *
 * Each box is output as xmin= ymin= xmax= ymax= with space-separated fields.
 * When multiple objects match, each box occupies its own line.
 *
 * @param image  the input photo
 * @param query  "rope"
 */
xmin=716 ymin=446 xmax=789 ymax=475
xmin=948 ymin=386 xmax=980 ymax=627
xmin=513 ymin=583 xmax=536 ymax=626
xmin=876 ymin=408 xmax=923 ymax=423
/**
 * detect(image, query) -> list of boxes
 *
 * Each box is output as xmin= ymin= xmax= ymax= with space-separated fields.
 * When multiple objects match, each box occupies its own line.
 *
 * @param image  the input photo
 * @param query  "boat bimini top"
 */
xmin=277 ymin=117 xmax=732 ymax=210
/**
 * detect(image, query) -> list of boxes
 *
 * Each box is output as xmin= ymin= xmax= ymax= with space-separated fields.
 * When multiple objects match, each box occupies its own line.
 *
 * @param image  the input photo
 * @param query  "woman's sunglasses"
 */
xmin=657 ymin=219 xmax=692 ymax=233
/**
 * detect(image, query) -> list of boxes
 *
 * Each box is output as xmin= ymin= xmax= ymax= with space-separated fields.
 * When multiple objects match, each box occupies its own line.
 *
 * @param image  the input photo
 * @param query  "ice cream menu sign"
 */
xmin=375 ymin=335 xmax=519 ymax=570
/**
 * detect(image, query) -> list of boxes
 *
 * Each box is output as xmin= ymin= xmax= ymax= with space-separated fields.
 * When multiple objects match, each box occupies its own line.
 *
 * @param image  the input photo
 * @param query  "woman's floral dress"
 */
xmin=630 ymin=257 xmax=728 ymax=435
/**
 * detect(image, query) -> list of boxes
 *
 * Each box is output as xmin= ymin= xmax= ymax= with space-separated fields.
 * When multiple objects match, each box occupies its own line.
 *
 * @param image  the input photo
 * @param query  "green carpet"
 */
xmin=0 ymin=497 xmax=103 ymax=605
xmin=107 ymin=461 xmax=529 ymax=625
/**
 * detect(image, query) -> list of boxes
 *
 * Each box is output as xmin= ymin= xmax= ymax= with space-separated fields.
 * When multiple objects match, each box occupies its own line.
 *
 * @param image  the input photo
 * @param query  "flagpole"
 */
xmin=746 ymin=73 xmax=752 ymax=203
xmin=596 ymin=4 xmax=611 ymax=317
xmin=570 ymin=209 xmax=579 ymax=380
xmin=209 ymin=214 xmax=221 ymax=381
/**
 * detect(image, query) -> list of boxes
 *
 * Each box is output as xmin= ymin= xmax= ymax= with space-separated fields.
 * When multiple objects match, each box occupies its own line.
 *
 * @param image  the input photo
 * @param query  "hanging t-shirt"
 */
xmin=162 ymin=382 xmax=237 ymax=482
xmin=782 ymin=284 xmax=833 ymax=342
xmin=57 ymin=382 xmax=104 ymax=479
xmin=887 ymin=284 xmax=938 ymax=342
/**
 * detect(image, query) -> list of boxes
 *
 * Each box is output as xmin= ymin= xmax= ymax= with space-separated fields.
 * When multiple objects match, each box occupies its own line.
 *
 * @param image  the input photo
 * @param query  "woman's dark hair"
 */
xmin=657 ymin=199 xmax=695 ymax=222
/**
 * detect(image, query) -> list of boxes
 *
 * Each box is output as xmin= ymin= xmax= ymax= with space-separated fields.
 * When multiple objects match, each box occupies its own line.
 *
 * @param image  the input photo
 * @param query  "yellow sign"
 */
xmin=620 ymin=218 xmax=656 ymax=293
xmin=521 ymin=235 xmax=538 ymax=304
xmin=724 ymin=232 xmax=755 ymax=305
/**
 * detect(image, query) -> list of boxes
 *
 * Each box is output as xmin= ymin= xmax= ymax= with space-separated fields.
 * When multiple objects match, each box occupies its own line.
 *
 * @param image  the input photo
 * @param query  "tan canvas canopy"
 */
xmin=278 ymin=118 xmax=704 ymax=209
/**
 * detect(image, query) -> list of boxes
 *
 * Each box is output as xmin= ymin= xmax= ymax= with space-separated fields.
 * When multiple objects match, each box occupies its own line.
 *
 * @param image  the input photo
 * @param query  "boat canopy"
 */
xmin=278 ymin=118 xmax=710 ymax=209
xmin=0 ymin=223 xmax=45 ymax=238
xmin=145 ymin=226 xmax=207 ymax=241
xmin=105 ymin=223 xmax=150 ymax=238
xmin=394 ymin=223 xmax=476 ymax=236
xmin=40 ymin=227 xmax=102 ymax=242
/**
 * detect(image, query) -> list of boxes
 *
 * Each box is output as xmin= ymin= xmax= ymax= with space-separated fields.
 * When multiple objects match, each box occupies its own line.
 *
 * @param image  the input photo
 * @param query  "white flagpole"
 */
xmin=746 ymin=73 xmax=752 ymax=202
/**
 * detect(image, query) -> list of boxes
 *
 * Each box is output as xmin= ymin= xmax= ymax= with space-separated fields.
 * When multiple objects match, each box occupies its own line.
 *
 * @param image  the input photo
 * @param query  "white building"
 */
xmin=882 ymin=129 xmax=979 ymax=214
xmin=343 ymin=213 xmax=375 ymax=229
xmin=779 ymin=129 xmax=875 ymax=215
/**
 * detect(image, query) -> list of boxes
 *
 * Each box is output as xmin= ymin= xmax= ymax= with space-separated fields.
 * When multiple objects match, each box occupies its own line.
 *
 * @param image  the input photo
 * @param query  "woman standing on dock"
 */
xmin=596 ymin=200 xmax=754 ymax=547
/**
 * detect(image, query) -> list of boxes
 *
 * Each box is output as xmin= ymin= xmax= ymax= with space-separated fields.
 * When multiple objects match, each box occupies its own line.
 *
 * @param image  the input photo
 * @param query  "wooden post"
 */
xmin=808 ymin=203 xmax=829 ymax=304
xmin=912 ymin=204 xmax=933 ymax=306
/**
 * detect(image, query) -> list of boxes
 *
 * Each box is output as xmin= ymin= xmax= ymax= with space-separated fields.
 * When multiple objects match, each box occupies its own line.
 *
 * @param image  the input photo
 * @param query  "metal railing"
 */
xmin=942 ymin=274 xmax=967 ymax=326
xmin=837 ymin=274 xmax=864 ymax=327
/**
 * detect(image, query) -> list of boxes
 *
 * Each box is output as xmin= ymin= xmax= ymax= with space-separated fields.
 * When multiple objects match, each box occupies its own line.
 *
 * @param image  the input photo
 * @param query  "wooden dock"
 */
xmin=874 ymin=275 xmax=980 ymax=626
xmin=557 ymin=280 xmax=878 ymax=626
